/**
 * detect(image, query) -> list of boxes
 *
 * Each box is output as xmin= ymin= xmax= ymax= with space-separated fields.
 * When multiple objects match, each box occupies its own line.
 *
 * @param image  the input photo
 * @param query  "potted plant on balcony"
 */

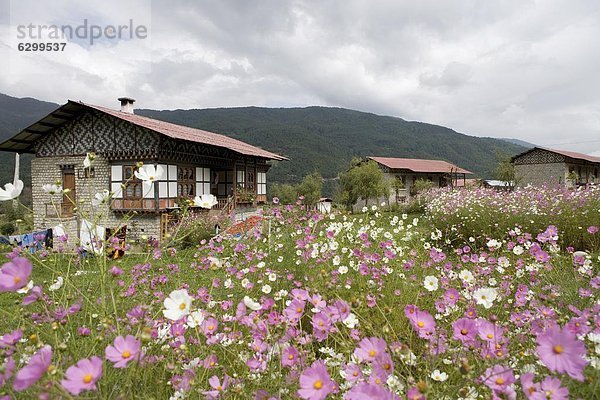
xmin=235 ymin=186 xmax=256 ymax=204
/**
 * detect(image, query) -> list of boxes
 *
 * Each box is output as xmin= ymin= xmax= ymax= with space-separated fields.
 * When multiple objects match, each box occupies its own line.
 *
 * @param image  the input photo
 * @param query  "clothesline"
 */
xmin=0 ymin=228 xmax=53 ymax=253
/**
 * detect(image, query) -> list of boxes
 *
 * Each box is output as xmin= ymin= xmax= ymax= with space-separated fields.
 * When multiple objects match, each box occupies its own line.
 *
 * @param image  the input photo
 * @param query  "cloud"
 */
xmin=0 ymin=0 xmax=599 ymax=154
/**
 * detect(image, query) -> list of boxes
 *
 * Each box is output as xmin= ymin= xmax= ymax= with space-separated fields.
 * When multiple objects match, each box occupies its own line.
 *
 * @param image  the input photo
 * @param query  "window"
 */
xmin=177 ymin=166 xmax=195 ymax=197
xmin=237 ymin=170 xmax=246 ymax=188
xmin=217 ymin=171 xmax=234 ymax=196
xmin=196 ymin=167 xmax=210 ymax=196
xmin=122 ymin=166 xmax=143 ymax=199
xmin=61 ymin=167 xmax=76 ymax=216
xmin=257 ymin=172 xmax=266 ymax=195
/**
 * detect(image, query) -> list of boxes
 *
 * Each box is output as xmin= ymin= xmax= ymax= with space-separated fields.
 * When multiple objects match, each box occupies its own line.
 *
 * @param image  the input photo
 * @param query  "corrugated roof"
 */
xmin=0 ymin=100 xmax=287 ymax=161
xmin=368 ymin=156 xmax=472 ymax=174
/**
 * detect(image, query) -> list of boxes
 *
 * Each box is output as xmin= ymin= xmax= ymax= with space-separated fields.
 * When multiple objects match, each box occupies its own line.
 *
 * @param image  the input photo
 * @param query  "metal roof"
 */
xmin=0 ymin=100 xmax=287 ymax=161
xmin=512 ymin=147 xmax=600 ymax=164
xmin=368 ymin=156 xmax=472 ymax=174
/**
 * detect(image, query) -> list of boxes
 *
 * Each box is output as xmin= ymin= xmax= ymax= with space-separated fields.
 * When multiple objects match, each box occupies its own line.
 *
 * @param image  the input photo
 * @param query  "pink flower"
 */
xmin=203 ymin=374 xmax=230 ymax=399
xmin=0 ymin=329 xmax=23 ymax=348
xmin=536 ymin=325 xmax=588 ymax=381
xmin=105 ymin=335 xmax=140 ymax=368
xmin=452 ymin=317 xmax=477 ymax=343
xmin=201 ymin=317 xmax=219 ymax=337
xmin=520 ymin=372 xmax=540 ymax=399
xmin=297 ymin=360 xmax=336 ymax=400
xmin=281 ymin=346 xmax=299 ymax=367
xmin=284 ymin=299 xmax=306 ymax=323
xmin=346 ymin=382 xmax=399 ymax=399
xmin=405 ymin=306 xmax=436 ymax=339
xmin=22 ymin=286 xmax=43 ymax=305
xmin=0 ymin=257 xmax=32 ymax=292
xmin=354 ymin=337 xmax=387 ymax=363
xmin=61 ymin=356 xmax=103 ymax=395
xmin=13 ymin=345 xmax=52 ymax=391
xmin=587 ymin=226 xmax=599 ymax=234
xmin=342 ymin=363 xmax=363 ymax=383
xmin=0 ymin=357 xmax=15 ymax=388
xmin=481 ymin=364 xmax=516 ymax=398
xmin=531 ymin=377 xmax=569 ymax=400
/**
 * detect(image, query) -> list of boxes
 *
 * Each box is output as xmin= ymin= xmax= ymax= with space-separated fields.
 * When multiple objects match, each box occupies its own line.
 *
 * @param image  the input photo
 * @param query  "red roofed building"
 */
xmin=0 ymin=98 xmax=286 ymax=244
xmin=368 ymin=156 xmax=471 ymax=204
xmin=512 ymin=147 xmax=600 ymax=188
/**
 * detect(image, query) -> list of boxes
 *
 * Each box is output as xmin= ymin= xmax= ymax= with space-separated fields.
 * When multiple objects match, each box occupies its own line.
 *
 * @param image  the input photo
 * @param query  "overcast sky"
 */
xmin=1 ymin=0 xmax=599 ymax=154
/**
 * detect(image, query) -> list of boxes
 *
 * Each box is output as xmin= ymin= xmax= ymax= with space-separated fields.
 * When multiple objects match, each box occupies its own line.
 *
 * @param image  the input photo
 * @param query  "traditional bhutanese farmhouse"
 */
xmin=512 ymin=147 xmax=600 ymax=188
xmin=368 ymin=156 xmax=472 ymax=203
xmin=0 ymin=98 xmax=286 ymax=245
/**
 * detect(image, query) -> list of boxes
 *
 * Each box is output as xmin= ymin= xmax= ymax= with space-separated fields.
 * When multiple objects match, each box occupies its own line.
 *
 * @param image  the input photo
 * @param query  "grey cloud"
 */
xmin=1 ymin=0 xmax=599 ymax=154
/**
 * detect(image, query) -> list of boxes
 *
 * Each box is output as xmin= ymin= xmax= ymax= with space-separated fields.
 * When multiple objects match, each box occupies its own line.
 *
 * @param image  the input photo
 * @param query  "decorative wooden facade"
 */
xmin=512 ymin=147 xmax=600 ymax=188
xmin=0 ymin=98 xmax=286 ymax=244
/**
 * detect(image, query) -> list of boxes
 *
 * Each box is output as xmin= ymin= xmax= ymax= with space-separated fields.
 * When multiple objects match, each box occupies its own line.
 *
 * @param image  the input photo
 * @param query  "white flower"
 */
xmin=430 ymin=369 xmax=448 ymax=382
xmin=241 ymin=278 xmax=250 ymax=288
xmin=16 ymin=280 xmax=34 ymax=294
xmin=262 ymin=284 xmax=272 ymax=294
xmin=459 ymin=269 xmax=475 ymax=284
xmin=512 ymin=245 xmax=524 ymax=255
xmin=91 ymin=189 xmax=110 ymax=207
xmin=487 ymin=239 xmax=501 ymax=251
xmin=207 ymin=257 xmax=222 ymax=269
xmin=134 ymin=164 xmax=163 ymax=182
xmin=267 ymin=273 xmax=277 ymax=282
xmin=332 ymin=255 xmax=341 ymax=266
xmin=343 ymin=313 xmax=359 ymax=329
xmin=83 ymin=152 xmax=95 ymax=168
xmin=243 ymin=296 xmax=261 ymax=311
xmin=193 ymin=193 xmax=219 ymax=209
xmin=163 ymin=289 xmax=193 ymax=321
xmin=338 ymin=266 xmax=348 ymax=274
xmin=186 ymin=310 xmax=205 ymax=328
xmin=424 ymin=275 xmax=439 ymax=292
xmin=49 ymin=276 xmax=64 ymax=291
xmin=473 ymin=287 xmax=498 ymax=309
xmin=42 ymin=183 xmax=62 ymax=194
xmin=0 ymin=180 xmax=24 ymax=201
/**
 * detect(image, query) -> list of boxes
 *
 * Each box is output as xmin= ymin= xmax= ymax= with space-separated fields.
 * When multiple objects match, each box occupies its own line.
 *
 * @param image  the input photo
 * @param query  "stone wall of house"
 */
xmin=514 ymin=163 xmax=567 ymax=187
xmin=31 ymin=155 xmax=160 ymax=248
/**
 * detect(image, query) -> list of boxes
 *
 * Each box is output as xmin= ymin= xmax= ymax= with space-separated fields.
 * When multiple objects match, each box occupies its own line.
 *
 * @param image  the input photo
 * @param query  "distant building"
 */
xmin=0 ymin=98 xmax=286 ymax=245
xmin=316 ymin=197 xmax=332 ymax=214
xmin=482 ymin=180 xmax=513 ymax=190
xmin=367 ymin=156 xmax=471 ymax=205
xmin=512 ymin=147 xmax=600 ymax=188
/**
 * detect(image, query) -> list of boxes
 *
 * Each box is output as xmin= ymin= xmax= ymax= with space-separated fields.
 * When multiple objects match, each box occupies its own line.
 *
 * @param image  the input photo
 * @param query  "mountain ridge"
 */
xmin=0 ymin=93 xmax=526 ymax=196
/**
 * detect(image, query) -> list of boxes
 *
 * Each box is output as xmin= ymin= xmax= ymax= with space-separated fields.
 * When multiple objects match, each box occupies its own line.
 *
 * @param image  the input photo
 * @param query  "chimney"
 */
xmin=118 ymin=97 xmax=135 ymax=114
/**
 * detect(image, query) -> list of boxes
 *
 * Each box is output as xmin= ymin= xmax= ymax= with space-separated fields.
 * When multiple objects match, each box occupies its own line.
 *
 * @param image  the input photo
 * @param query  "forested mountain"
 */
xmin=0 ymin=93 xmax=526 ymax=197
xmin=136 ymin=106 xmax=525 ymax=191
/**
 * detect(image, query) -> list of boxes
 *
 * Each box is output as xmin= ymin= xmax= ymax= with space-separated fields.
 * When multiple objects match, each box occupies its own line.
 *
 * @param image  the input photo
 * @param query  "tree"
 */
xmin=390 ymin=176 xmax=405 ymax=202
xmin=270 ymin=183 xmax=298 ymax=205
xmin=494 ymin=151 xmax=517 ymax=186
xmin=270 ymin=172 xmax=323 ymax=206
xmin=413 ymin=178 xmax=434 ymax=194
xmin=296 ymin=172 xmax=323 ymax=206
xmin=338 ymin=159 xmax=389 ymax=210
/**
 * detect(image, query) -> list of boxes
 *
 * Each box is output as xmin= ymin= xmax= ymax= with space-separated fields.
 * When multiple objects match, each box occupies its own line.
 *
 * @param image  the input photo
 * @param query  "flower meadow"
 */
xmin=423 ymin=185 xmax=600 ymax=253
xmin=1 ymin=188 xmax=600 ymax=399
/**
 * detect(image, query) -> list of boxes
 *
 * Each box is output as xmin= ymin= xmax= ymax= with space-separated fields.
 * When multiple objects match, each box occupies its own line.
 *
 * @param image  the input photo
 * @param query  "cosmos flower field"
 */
xmin=1 ymin=187 xmax=600 ymax=399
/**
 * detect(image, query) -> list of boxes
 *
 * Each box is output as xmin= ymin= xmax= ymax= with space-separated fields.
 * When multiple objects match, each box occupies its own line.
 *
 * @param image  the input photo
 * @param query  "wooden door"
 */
xmin=62 ymin=170 xmax=76 ymax=216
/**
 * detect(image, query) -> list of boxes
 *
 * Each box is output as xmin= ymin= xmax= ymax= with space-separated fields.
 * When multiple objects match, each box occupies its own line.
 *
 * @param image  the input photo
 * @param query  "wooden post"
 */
xmin=233 ymin=161 xmax=237 ymax=205
xmin=253 ymin=159 xmax=258 ymax=206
